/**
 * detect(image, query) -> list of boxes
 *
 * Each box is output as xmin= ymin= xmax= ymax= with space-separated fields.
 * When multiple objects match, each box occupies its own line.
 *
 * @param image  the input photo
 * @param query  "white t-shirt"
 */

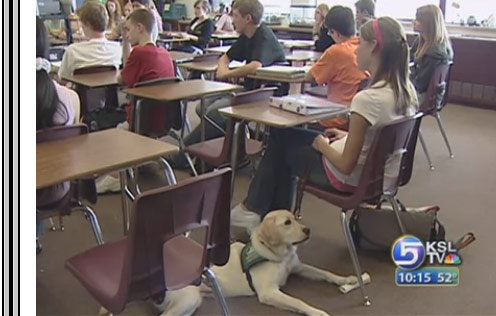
xmin=58 ymin=37 xmax=122 ymax=79
xmin=323 ymin=81 xmax=418 ymax=192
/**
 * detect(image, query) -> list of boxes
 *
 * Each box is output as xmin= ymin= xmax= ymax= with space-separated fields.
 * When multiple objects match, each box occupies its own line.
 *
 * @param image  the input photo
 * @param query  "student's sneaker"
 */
xmin=117 ymin=121 xmax=129 ymax=130
xmin=96 ymin=175 xmax=121 ymax=194
xmin=231 ymin=203 xmax=261 ymax=233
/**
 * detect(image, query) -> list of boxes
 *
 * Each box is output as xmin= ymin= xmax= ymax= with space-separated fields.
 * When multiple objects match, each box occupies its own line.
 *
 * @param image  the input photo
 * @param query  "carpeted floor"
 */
xmin=36 ymin=103 xmax=496 ymax=316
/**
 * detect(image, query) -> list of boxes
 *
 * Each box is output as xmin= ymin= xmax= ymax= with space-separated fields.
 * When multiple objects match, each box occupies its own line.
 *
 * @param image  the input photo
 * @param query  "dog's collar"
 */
xmin=241 ymin=241 xmax=269 ymax=293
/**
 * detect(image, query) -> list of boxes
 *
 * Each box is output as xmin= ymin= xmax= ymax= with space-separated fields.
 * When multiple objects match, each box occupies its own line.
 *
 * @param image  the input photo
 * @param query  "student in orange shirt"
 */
xmin=306 ymin=5 xmax=369 ymax=129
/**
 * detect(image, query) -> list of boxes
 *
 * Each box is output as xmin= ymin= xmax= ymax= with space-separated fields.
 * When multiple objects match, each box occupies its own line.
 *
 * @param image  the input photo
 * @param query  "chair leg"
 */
xmin=73 ymin=204 xmax=105 ymax=245
xmin=435 ymin=112 xmax=454 ymax=159
xmin=203 ymin=268 xmax=231 ymax=316
xmin=185 ymin=153 xmax=199 ymax=176
xmin=418 ymin=130 xmax=435 ymax=171
xmin=47 ymin=217 xmax=57 ymax=231
xmin=340 ymin=210 xmax=371 ymax=307
xmin=160 ymin=157 xmax=178 ymax=185
xmin=292 ymin=179 xmax=305 ymax=220
xmin=385 ymin=195 xmax=406 ymax=235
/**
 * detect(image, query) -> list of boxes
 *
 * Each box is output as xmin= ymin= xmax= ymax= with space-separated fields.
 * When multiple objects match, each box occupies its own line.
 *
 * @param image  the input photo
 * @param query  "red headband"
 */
xmin=373 ymin=19 xmax=385 ymax=52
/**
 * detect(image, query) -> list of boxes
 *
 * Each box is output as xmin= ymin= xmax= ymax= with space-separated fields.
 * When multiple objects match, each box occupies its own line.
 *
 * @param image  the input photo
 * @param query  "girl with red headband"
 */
xmin=231 ymin=16 xmax=419 ymax=231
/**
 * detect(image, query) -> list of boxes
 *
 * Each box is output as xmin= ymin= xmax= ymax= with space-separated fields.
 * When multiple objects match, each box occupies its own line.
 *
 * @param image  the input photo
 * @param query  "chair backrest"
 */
xmin=73 ymin=65 xmax=117 ymax=75
xmin=115 ymin=169 xmax=232 ymax=309
xmin=132 ymin=77 xmax=183 ymax=135
xmin=219 ymin=87 xmax=277 ymax=160
xmin=36 ymin=124 xmax=97 ymax=206
xmin=351 ymin=115 xmax=418 ymax=202
xmin=398 ymin=113 xmax=423 ymax=187
xmin=419 ymin=61 xmax=453 ymax=114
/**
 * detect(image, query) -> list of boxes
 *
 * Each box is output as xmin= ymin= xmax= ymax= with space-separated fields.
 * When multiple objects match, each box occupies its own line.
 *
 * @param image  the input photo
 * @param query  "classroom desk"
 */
xmin=285 ymin=50 xmax=322 ymax=63
xmin=279 ymin=39 xmax=315 ymax=50
xmin=219 ymin=101 xmax=347 ymax=194
xmin=206 ymin=45 xmax=231 ymax=54
xmin=247 ymin=72 xmax=310 ymax=94
xmin=123 ymin=80 xmax=243 ymax=141
xmin=37 ymin=128 xmax=179 ymax=234
xmin=212 ymin=33 xmax=239 ymax=46
xmin=178 ymin=59 xmax=219 ymax=73
xmin=169 ymin=51 xmax=195 ymax=63
xmin=62 ymin=70 xmax=120 ymax=114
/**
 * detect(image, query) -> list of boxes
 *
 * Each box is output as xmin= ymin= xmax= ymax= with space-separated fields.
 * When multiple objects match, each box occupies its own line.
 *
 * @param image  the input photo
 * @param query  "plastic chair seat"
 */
xmin=185 ymin=137 xmax=262 ymax=167
xmin=66 ymin=239 xmax=127 ymax=303
xmin=303 ymin=185 xmax=356 ymax=210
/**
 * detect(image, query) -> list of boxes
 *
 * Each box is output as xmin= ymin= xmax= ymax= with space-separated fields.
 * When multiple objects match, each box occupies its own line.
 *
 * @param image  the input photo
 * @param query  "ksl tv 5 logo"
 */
xmin=391 ymin=235 xmax=461 ymax=270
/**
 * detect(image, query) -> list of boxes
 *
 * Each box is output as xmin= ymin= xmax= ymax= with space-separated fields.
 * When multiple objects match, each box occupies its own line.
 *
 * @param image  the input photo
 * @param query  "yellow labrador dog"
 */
xmin=157 ymin=209 xmax=358 ymax=316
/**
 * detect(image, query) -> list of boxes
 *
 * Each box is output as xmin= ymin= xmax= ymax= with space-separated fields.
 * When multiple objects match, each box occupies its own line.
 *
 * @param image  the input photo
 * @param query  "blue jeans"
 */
xmin=244 ymin=127 xmax=337 ymax=218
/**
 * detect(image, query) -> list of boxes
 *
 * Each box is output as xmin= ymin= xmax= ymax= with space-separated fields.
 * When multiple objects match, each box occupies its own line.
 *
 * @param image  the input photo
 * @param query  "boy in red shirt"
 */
xmin=98 ymin=9 xmax=176 ymax=193
xmin=118 ymin=8 xmax=175 ymax=132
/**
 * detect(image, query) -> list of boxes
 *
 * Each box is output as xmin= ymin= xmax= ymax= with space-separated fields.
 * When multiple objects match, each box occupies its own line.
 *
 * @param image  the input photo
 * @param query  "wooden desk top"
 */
xmin=279 ymin=39 xmax=315 ymax=49
xmin=212 ymin=33 xmax=239 ymax=39
xmin=37 ymin=129 xmax=178 ymax=189
xmin=286 ymin=50 xmax=322 ymax=62
xmin=178 ymin=60 xmax=219 ymax=72
xmin=122 ymin=79 xmax=243 ymax=101
xmin=270 ymin=25 xmax=313 ymax=34
xmin=157 ymin=37 xmax=189 ymax=44
xmin=206 ymin=45 xmax=231 ymax=54
xmin=247 ymin=73 xmax=309 ymax=83
xmin=62 ymin=70 xmax=119 ymax=88
xmin=169 ymin=51 xmax=195 ymax=63
xmin=219 ymin=101 xmax=347 ymax=128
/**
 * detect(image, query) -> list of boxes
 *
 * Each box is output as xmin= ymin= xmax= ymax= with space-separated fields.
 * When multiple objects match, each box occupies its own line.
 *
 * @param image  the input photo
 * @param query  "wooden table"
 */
xmin=206 ymin=45 xmax=231 ymax=54
xmin=37 ymin=128 xmax=179 ymax=234
xmin=62 ymin=70 xmax=120 ymax=115
xmin=62 ymin=70 xmax=119 ymax=88
xmin=219 ymin=101 xmax=347 ymax=193
xmin=212 ymin=33 xmax=239 ymax=46
xmin=286 ymin=50 xmax=322 ymax=63
xmin=179 ymin=59 xmax=219 ymax=73
xmin=123 ymin=80 xmax=243 ymax=141
xmin=169 ymin=51 xmax=195 ymax=63
xmin=279 ymin=39 xmax=315 ymax=50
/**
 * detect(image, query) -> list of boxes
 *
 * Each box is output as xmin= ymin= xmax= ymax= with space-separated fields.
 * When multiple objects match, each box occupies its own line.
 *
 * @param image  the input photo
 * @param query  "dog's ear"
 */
xmin=258 ymin=216 xmax=283 ymax=247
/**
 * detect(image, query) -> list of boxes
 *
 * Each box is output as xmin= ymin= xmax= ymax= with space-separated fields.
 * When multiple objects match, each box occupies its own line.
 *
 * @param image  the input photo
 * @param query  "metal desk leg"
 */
xmin=200 ymin=96 xmax=207 ymax=173
xmin=120 ymin=170 xmax=131 ymax=235
xmin=229 ymin=120 xmax=245 ymax=204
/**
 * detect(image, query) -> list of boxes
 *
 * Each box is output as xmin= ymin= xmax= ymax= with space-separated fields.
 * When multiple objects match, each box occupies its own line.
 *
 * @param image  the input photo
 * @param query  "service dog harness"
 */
xmin=240 ymin=241 xmax=268 ymax=293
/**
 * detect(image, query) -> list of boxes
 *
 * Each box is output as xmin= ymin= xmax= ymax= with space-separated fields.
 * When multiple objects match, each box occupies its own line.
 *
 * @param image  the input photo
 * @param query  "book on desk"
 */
xmin=269 ymin=94 xmax=346 ymax=115
xmin=255 ymin=65 xmax=311 ymax=78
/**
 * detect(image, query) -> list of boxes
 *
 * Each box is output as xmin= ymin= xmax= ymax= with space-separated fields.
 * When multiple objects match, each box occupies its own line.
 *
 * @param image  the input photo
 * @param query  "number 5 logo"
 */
xmin=392 ymin=236 xmax=425 ymax=270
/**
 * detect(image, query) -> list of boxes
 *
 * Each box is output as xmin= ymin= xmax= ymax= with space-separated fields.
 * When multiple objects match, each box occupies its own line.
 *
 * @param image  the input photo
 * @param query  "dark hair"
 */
xmin=233 ymin=0 xmax=264 ymax=25
xmin=355 ymin=0 xmax=375 ymax=16
xmin=127 ymin=8 xmax=155 ymax=33
xmin=36 ymin=17 xmax=67 ymax=130
xmin=325 ymin=6 xmax=355 ymax=37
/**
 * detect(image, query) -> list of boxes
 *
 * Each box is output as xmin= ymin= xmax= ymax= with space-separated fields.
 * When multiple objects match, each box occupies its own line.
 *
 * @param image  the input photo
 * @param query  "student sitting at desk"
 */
xmin=410 ymin=4 xmax=453 ymax=105
xmin=131 ymin=0 xmax=163 ymax=42
xmin=214 ymin=1 xmax=235 ymax=33
xmin=231 ymin=17 xmax=418 ymax=231
xmin=168 ymin=0 xmax=286 ymax=169
xmin=105 ymin=0 xmax=123 ymax=40
xmin=36 ymin=17 xmax=81 ymax=253
xmin=173 ymin=0 xmax=216 ymax=54
xmin=97 ymin=8 xmax=177 ymax=193
xmin=306 ymin=6 xmax=369 ymax=130
xmin=313 ymin=3 xmax=334 ymax=52
xmin=355 ymin=0 xmax=375 ymax=31
xmin=57 ymin=1 xmax=122 ymax=111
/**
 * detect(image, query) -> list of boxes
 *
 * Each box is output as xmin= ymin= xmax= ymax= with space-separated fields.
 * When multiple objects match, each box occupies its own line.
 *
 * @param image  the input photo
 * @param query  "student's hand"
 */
xmin=324 ymin=128 xmax=347 ymax=142
xmin=312 ymin=135 xmax=330 ymax=153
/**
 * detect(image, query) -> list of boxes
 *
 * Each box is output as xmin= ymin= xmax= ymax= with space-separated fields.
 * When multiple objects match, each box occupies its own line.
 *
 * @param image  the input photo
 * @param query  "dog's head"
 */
xmin=256 ymin=210 xmax=310 ymax=250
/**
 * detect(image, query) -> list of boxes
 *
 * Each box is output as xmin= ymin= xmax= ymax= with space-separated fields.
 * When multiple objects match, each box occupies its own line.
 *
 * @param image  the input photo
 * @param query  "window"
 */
xmin=375 ymin=0 xmax=439 ymax=20
xmin=445 ymin=0 xmax=496 ymax=27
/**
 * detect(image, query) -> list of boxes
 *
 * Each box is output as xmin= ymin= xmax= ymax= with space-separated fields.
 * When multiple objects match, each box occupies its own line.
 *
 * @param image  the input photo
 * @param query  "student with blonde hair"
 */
xmin=231 ymin=16 xmax=418 ymax=231
xmin=411 ymin=4 xmax=453 ymax=103
xmin=313 ymin=3 xmax=334 ymax=52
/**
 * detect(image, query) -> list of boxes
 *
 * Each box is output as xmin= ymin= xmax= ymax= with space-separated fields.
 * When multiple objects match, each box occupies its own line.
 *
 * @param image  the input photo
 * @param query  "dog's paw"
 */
xmin=335 ymin=275 xmax=358 ymax=286
xmin=307 ymin=308 xmax=330 ymax=316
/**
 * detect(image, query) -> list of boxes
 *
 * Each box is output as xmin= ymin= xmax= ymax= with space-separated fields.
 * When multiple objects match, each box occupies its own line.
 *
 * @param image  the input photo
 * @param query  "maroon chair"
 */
xmin=417 ymin=62 xmax=454 ymax=170
xmin=37 ymin=124 xmax=104 ymax=245
xmin=184 ymin=87 xmax=277 ymax=177
xmin=65 ymin=169 xmax=232 ymax=315
xmin=73 ymin=65 xmax=119 ymax=115
xmin=293 ymin=115 xmax=420 ymax=307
